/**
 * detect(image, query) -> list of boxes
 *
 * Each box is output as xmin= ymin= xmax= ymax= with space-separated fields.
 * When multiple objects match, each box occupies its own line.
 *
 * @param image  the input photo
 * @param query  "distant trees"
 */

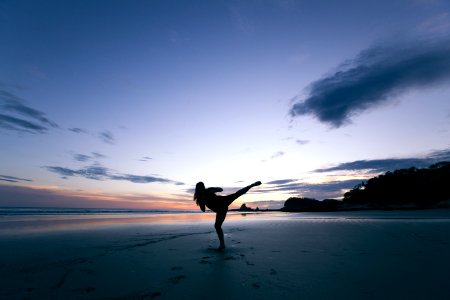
xmin=239 ymin=203 xmax=253 ymax=211
xmin=281 ymin=161 xmax=450 ymax=211
xmin=343 ymin=162 xmax=450 ymax=208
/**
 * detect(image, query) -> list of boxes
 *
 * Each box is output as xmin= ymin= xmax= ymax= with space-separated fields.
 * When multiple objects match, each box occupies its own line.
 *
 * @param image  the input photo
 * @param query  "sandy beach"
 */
xmin=1 ymin=210 xmax=450 ymax=299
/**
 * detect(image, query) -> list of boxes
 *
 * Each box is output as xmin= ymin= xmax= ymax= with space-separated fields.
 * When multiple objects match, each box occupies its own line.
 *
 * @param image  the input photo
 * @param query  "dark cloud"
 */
xmin=0 ymin=114 xmax=48 ymax=133
xmin=45 ymin=164 xmax=183 ymax=185
xmin=92 ymin=152 xmax=107 ymax=159
xmin=254 ymin=179 xmax=364 ymax=199
xmin=186 ymin=178 xmax=362 ymax=200
xmin=110 ymin=174 xmax=177 ymax=184
xmin=0 ymin=90 xmax=58 ymax=133
xmin=290 ymin=37 xmax=450 ymax=127
xmin=0 ymin=174 xmax=32 ymax=183
xmin=300 ymin=180 xmax=363 ymax=195
xmin=99 ymin=130 xmax=115 ymax=144
xmin=138 ymin=156 xmax=152 ymax=162
xmin=73 ymin=152 xmax=106 ymax=162
xmin=266 ymin=179 xmax=296 ymax=185
xmin=74 ymin=154 xmax=91 ymax=162
xmin=315 ymin=149 xmax=450 ymax=173
xmin=296 ymin=139 xmax=309 ymax=145
xmin=69 ymin=127 xmax=87 ymax=134
xmin=45 ymin=166 xmax=80 ymax=178
xmin=46 ymin=165 xmax=108 ymax=180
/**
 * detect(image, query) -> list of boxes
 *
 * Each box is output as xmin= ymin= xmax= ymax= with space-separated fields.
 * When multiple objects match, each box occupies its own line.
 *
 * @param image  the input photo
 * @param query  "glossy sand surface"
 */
xmin=1 ymin=210 xmax=450 ymax=299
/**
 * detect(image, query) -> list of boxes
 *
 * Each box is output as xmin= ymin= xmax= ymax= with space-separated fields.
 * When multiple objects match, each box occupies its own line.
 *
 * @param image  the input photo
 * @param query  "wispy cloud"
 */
xmin=99 ymin=130 xmax=115 ymax=144
xmin=68 ymin=127 xmax=87 ymax=134
xmin=45 ymin=164 xmax=183 ymax=185
xmin=256 ymin=149 xmax=450 ymax=199
xmin=0 ymin=184 xmax=192 ymax=210
xmin=185 ymin=178 xmax=362 ymax=200
xmin=73 ymin=152 xmax=107 ymax=163
xmin=255 ymin=179 xmax=364 ymax=199
xmin=92 ymin=152 xmax=106 ymax=159
xmin=138 ymin=156 xmax=152 ymax=162
xmin=74 ymin=154 xmax=91 ymax=162
xmin=266 ymin=179 xmax=296 ymax=185
xmin=290 ymin=36 xmax=450 ymax=127
xmin=0 ymin=174 xmax=32 ymax=183
xmin=296 ymin=139 xmax=309 ymax=145
xmin=271 ymin=151 xmax=284 ymax=159
xmin=262 ymin=151 xmax=285 ymax=162
xmin=0 ymin=90 xmax=58 ymax=133
xmin=418 ymin=13 xmax=450 ymax=34
xmin=314 ymin=149 xmax=450 ymax=173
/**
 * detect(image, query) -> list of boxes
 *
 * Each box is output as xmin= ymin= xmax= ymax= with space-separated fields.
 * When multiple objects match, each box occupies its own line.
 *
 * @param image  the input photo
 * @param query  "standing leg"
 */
xmin=215 ymin=209 xmax=227 ymax=250
xmin=214 ymin=181 xmax=261 ymax=250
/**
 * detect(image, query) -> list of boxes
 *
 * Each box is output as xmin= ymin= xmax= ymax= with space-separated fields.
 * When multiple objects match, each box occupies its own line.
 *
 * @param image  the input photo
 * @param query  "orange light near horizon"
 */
xmin=4 ymin=183 xmax=195 ymax=210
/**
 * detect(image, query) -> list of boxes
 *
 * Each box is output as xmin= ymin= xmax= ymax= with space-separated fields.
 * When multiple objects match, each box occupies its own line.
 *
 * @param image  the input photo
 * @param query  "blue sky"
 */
xmin=1 ymin=0 xmax=450 ymax=209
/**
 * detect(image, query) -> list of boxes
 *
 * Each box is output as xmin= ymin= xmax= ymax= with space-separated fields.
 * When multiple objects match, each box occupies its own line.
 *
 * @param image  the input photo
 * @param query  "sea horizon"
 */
xmin=0 ymin=207 xmax=201 ymax=216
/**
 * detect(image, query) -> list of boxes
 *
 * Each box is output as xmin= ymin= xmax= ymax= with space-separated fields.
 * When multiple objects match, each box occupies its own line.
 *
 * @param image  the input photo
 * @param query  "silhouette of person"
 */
xmin=194 ymin=181 xmax=262 ymax=250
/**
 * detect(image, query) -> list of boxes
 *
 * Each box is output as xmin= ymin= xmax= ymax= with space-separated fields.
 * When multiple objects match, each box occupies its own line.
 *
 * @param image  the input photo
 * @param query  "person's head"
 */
xmin=193 ymin=181 xmax=206 ymax=206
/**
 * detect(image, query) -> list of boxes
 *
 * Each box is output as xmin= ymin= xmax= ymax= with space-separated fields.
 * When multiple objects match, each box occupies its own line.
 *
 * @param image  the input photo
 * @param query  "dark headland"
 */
xmin=236 ymin=162 xmax=450 ymax=213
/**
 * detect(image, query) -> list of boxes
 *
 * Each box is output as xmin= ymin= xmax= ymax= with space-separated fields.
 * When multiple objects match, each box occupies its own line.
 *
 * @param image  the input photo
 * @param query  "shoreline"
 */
xmin=2 ymin=209 xmax=450 ymax=235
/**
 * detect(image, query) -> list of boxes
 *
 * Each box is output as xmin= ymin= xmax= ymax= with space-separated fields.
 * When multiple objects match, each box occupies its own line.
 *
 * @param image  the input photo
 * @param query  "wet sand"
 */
xmin=1 ymin=210 xmax=450 ymax=299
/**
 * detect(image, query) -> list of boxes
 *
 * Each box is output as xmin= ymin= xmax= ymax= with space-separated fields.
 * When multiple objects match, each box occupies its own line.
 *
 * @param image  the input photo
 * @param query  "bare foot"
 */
xmin=252 ymin=181 xmax=262 ymax=187
xmin=217 ymin=245 xmax=226 ymax=251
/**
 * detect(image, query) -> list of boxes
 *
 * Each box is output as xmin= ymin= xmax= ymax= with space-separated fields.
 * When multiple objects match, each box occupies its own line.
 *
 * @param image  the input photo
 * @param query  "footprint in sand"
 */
xmin=199 ymin=256 xmax=212 ymax=264
xmin=169 ymin=275 xmax=186 ymax=284
xmin=252 ymin=283 xmax=261 ymax=289
xmin=51 ymin=268 xmax=73 ymax=290
xmin=150 ymin=291 xmax=161 ymax=299
xmin=71 ymin=287 xmax=96 ymax=293
xmin=200 ymin=260 xmax=212 ymax=264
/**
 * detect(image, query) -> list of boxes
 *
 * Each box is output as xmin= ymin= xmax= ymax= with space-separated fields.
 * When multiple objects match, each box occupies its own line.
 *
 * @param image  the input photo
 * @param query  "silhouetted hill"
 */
xmin=343 ymin=161 xmax=450 ymax=208
xmin=238 ymin=203 xmax=253 ymax=212
xmin=281 ymin=161 xmax=450 ymax=211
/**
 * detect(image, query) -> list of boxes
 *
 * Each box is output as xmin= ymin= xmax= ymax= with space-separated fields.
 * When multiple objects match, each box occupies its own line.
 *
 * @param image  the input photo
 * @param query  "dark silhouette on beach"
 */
xmin=343 ymin=161 xmax=450 ymax=208
xmin=282 ymin=197 xmax=341 ymax=212
xmin=281 ymin=161 xmax=450 ymax=212
xmin=194 ymin=181 xmax=261 ymax=250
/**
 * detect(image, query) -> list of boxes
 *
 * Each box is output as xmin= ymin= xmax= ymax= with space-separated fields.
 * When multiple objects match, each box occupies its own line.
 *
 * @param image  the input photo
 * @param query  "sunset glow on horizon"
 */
xmin=1 ymin=0 xmax=450 ymax=210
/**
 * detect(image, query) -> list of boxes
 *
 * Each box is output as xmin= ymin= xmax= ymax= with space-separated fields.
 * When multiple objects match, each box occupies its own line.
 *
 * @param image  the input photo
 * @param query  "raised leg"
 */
xmin=225 ymin=181 xmax=262 ymax=206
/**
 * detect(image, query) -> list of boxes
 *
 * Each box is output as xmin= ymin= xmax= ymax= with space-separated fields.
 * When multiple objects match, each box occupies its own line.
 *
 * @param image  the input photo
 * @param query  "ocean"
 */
xmin=0 ymin=207 xmax=196 ymax=216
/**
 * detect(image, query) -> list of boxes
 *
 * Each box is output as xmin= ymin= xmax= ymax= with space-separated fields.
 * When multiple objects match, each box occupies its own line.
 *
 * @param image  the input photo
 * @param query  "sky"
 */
xmin=1 ymin=0 xmax=450 ymax=210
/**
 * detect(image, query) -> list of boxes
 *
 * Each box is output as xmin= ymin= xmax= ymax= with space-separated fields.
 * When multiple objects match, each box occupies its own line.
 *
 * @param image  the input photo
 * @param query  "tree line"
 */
xmin=282 ymin=161 xmax=450 ymax=211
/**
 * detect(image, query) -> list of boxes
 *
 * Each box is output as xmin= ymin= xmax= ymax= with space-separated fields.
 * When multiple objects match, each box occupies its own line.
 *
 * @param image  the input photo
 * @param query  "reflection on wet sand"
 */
xmin=0 ymin=212 xmax=280 ymax=234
